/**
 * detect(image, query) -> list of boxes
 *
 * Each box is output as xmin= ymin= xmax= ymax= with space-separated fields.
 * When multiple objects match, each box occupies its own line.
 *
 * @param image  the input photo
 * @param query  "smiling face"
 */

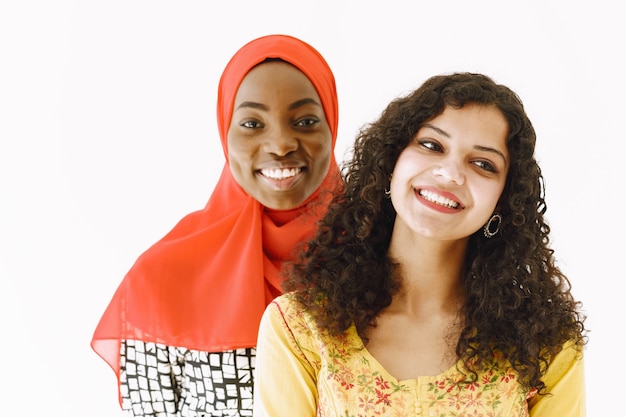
xmin=227 ymin=61 xmax=332 ymax=210
xmin=390 ymin=103 xmax=509 ymax=241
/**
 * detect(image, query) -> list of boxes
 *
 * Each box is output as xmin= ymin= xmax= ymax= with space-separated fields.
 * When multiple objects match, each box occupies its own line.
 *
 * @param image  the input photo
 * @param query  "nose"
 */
xmin=262 ymin=125 xmax=299 ymax=157
xmin=432 ymin=158 xmax=465 ymax=185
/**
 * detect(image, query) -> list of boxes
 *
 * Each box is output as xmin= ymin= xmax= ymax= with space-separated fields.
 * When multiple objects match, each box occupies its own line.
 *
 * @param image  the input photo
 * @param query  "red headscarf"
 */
xmin=91 ymin=34 xmax=340 ymax=382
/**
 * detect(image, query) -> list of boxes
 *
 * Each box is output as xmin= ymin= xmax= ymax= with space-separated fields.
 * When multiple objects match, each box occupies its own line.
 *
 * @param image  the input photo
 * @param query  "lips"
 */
xmin=418 ymin=189 xmax=460 ymax=209
xmin=259 ymin=167 xmax=303 ymax=180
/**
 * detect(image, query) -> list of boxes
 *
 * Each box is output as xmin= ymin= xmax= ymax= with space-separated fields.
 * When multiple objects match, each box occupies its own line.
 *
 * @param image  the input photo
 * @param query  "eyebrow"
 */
xmin=235 ymin=98 xmax=321 ymax=112
xmin=235 ymin=101 xmax=269 ymax=111
xmin=288 ymin=98 xmax=321 ymax=110
xmin=422 ymin=123 xmax=508 ymax=166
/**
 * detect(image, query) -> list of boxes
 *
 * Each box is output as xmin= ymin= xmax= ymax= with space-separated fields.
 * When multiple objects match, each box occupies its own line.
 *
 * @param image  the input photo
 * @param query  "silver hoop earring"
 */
xmin=483 ymin=213 xmax=502 ymax=238
xmin=384 ymin=175 xmax=392 ymax=198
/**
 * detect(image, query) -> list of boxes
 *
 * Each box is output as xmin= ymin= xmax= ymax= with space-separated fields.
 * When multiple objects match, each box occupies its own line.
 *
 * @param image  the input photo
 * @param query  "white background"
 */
xmin=1 ymin=1 xmax=622 ymax=416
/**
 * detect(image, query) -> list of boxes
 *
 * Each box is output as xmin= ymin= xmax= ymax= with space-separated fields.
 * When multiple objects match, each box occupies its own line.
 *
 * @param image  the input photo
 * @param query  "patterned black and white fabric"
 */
xmin=120 ymin=340 xmax=255 ymax=416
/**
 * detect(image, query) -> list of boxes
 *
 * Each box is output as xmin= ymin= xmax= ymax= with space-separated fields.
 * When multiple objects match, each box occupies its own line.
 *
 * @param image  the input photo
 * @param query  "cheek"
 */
xmin=226 ymin=145 xmax=255 ymax=188
xmin=314 ymin=155 xmax=332 ymax=186
xmin=314 ymin=142 xmax=332 ymax=166
xmin=226 ymin=152 xmax=245 ymax=186
xmin=307 ymin=137 xmax=332 ymax=169
xmin=474 ymin=181 xmax=505 ymax=214
xmin=391 ymin=150 xmax=420 ymax=182
xmin=227 ymin=133 xmax=255 ymax=165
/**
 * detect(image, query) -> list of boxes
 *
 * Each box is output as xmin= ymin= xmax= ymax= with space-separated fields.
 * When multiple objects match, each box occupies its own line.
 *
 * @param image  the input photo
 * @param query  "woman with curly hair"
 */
xmin=253 ymin=72 xmax=587 ymax=416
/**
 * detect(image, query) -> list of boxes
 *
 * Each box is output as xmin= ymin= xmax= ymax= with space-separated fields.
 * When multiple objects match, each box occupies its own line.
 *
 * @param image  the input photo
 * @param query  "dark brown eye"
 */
xmin=473 ymin=160 xmax=497 ymax=173
xmin=295 ymin=117 xmax=319 ymax=127
xmin=241 ymin=120 xmax=263 ymax=129
xmin=418 ymin=139 xmax=442 ymax=152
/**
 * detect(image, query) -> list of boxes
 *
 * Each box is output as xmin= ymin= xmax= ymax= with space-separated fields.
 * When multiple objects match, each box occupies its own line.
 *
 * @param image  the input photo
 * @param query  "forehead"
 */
xmin=234 ymin=61 xmax=318 ymax=101
xmin=431 ymin=104 xmax=508 ymax=136
xmin=427 ymin=104 xmax=509 ymax=158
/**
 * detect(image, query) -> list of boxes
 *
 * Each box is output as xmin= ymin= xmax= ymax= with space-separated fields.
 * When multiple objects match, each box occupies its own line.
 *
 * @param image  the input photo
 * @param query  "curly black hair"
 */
xmin=284 ymin=72 xmax=587 ymax=394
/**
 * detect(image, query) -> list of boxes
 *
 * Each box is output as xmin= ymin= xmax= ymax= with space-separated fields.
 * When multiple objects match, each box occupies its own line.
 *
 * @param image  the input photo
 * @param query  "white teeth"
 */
xmin=260 ymin=167 xmax=302 ymax=180
xmin=419 ymin=189 xmax=459 ymax=209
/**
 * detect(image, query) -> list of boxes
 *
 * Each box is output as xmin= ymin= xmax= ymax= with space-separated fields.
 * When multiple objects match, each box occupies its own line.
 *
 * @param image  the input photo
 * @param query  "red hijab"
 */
xmin=91 ymin=34 xmax=340 ymax=379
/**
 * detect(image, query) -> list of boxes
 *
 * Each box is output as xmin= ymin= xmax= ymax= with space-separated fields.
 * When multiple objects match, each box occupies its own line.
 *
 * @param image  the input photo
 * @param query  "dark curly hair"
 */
xmin=284 ymin=72 xmax=587 ymax=394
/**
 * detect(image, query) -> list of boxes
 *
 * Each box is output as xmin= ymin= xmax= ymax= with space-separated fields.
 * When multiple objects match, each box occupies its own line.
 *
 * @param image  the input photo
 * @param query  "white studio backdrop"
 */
xmin=1 ymin=1 xmax=622 ymax=416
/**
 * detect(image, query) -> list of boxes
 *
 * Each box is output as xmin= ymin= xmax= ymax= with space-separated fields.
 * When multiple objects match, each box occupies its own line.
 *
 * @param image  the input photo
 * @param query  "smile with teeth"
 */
xmin=419 ymin=189 xmax=460 ymax=209
xmin=260 ymin=167 xmax=303 ymax=180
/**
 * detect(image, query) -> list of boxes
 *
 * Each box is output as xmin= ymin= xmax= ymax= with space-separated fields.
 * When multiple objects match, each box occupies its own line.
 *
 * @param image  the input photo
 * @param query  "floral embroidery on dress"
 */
xmin=278 ymin=294 xmax=534 ymax=417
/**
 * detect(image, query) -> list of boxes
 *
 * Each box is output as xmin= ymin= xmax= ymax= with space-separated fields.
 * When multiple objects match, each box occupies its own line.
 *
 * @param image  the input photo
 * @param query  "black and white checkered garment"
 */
xmin=120 ymin=340 xmax=255 ymax=416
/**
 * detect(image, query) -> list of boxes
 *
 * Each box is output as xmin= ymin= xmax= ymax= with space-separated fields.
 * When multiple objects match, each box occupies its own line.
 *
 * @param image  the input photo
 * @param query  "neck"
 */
xmin=387 ymin=222 xmax=468 ymax=316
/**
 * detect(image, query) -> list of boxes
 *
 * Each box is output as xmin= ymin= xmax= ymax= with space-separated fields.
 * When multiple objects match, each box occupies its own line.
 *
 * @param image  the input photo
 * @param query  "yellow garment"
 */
xmin=254 ymin=293 xmax=585 ymax=417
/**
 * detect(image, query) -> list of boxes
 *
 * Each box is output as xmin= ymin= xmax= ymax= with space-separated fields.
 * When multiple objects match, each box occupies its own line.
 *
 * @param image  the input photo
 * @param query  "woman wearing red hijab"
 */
xmin=91 ymin=34 xmax=341 ymax=416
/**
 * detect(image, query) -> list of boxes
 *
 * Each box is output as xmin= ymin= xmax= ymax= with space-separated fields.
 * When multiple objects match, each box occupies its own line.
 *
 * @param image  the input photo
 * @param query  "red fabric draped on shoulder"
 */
xmin=91 ymin=34 xmax=341 ymax=383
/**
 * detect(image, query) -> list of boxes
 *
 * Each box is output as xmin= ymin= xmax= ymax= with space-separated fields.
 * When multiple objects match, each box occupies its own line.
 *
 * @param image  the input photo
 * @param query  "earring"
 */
xmin=483 ymin=213 xmax=502 ymax=238
xmin=385 ymin=175 xmax=392 ymax=198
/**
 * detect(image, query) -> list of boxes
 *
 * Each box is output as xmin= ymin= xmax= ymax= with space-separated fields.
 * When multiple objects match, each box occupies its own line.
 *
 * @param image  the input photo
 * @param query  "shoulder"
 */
xmin=264 ymin=292 xmax=361 ymax=352
xmin=544 ymin=339 xmax=585 ymax=380
xmin=258 ymin=293 xmax=325 ymax=368
xmin=264 ymin=293 xmax=313 ymax=334
xmin=526 ymin=340 xmax=586 ymax=414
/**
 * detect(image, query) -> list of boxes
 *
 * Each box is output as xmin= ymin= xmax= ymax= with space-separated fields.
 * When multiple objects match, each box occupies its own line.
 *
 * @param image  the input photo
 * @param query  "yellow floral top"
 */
xmin=254 ymin=293 xmax=585 ymax=417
